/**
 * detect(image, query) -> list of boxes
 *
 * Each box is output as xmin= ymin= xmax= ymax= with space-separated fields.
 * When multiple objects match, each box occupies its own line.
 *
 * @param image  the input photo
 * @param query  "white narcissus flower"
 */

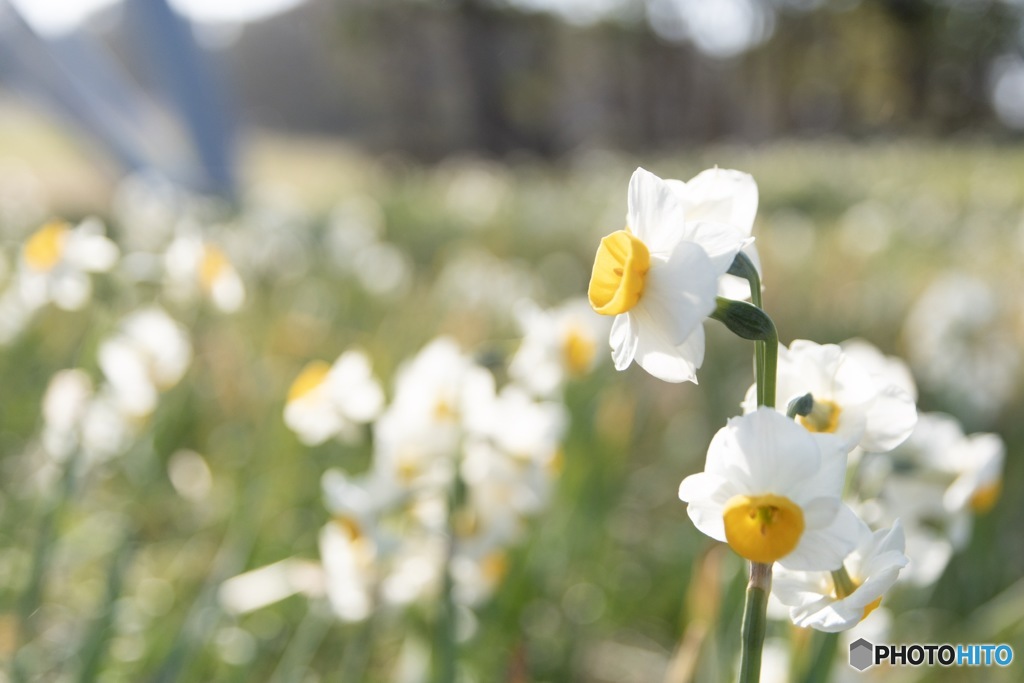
xmin=373 ymin=338 xmax=495 ymax=486
xmin=887 ymin=412 xmax=1005 ymax=516
xmin=19 ymin=218 xmax=119 ymax=311
xmin=588 ymin=167 xmax=749 ymax=383
xmin=509 ymin=298 xmax=610 ymax=397
xmin=98 ymin=307 xmax=192 ymax=418
xmin=42 ymin=369 xmax=95 ymax=461
xmin=773 ymin=519 xmax=908 ymax=633
xmin=319 ymin=518 xmax=377 ymax=622
xmin=854 ymin=412 xmax=1004 ymax=586
xmin=904 ymin=273 xmax=1019 ymax=422
xmin=743 ymin=339 xmax=917 ymax=453
xmin=284 ymin=350 xmax=385 ymax=447
xmin=665 ymin=167 xmax=761 ymax=301
xmin=679 ymin=408 xmax=860 ymax=571
xmin=164 ymin=232 xmax=246 ymax=312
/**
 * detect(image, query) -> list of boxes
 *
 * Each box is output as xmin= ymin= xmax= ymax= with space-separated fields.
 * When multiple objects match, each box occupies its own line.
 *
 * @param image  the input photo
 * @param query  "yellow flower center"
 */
xmin=562 ymin=325 xmax=595 ymax=375
xmin=969 ymin=481 xmax=1001 ymax=513
xmin=723 ymin=493 xmax=805 ymax=563
xmin=24 ymin=221 xmax=70 ymax=272
xmin=433 ymin=397 xmax=457 ymax=422
xmin=798 ymin=399 xmax=842 ymax=434
xmin=588 ymin=229 xmax=650 ymax=316
xmin=333 ymin=515 xmax=363 ymax=541
xmin=200 ymin=244 xmax=231 ymax=292
xmin=287 ymin=360 xmax=330 ymax=402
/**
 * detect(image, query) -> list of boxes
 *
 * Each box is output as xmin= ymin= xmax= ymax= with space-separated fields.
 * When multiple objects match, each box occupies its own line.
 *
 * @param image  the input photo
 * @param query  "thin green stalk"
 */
xmin=738 ymin=562 xmax=771 ymax=683
xmin=797 ymin=631 xmax=839 ymax=683
xmin=435 ymin=464 xmax=465 ymax=683
xmin=727 ymin=252 xmax=766 ymax=405
xmin=12 ymin=450 xmax=82 ymax=683
xmin=718 ymin=254 xmax=778 ymax=683
xmin=269 ymin=603 xmax=333 ymax=683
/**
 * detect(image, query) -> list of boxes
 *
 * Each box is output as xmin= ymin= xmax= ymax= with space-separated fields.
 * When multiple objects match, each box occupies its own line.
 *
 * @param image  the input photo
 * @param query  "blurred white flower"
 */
xmin=904 ymin=273 xmax=1019 ymax=422
xmin=773 ymin=519 xmax=908 ymax=632
xmin=374 ymin=338 xmax=495 ymax=486
xmin=99 ymin=307 xmax=192 ymax=418
xmin=588 ymin=167 xmax=748 ymax=383
xmin=41 ymin=369 xmax=95 ymax=461
xmin=679 ymin=408 xmax=859 ymax=570
xmin=219 ymin=559 xmax=325 ymax=615
xmin=319 ymin=518 xmax=378 ymax=622
xmin=18 ymin=218 xmax=118 ymax=311
xmin=854 ymin=412 xmax=1003 ymax=586
xmin=744 ymin=339 xmax=917 ymax=453
xmin=284 ymin=350 xmax=385 ymax=446
xmin=40 ymin=369 xmax=134 ymax=466
xmin=509 ymin=298 xmax=610 ymax=397
xmin=164 ymin=231 xmax=246 ymax=312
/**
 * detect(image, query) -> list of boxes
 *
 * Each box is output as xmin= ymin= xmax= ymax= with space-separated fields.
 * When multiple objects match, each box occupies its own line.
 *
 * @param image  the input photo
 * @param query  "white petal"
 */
xmin=631 ymin=314 xmax=704 ymax=383
xmin=627 ymin=167 xmax=685 ymax=256
xmin=731 ymin=408 xmax=822 ymax=495
xmin=675 ymin=167 xmax=759 ymax=236
xmin=679 ymin=220 xmax=750 ymax=275
xmin=609 ymin=313 xmax=638 ymax=371
xmin=790 ymin=438 xmax=847 ymax=507
xmin=780 ymin=504 xmax=860 ymax=571
xmin=679 ymin=472 xmax=734 ymax=542
xmin=640 ymin=240 xmax=718 ymax=344
xmin=860 ymin=385 xmax=917 ymax=452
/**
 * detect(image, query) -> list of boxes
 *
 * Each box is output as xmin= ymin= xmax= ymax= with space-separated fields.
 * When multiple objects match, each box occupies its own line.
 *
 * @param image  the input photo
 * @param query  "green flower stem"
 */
xmin=727 ymin=252 xmax=766 ymax=405
xmin=435 ymin=463 xmax=466 ymax=683
xmin=798 ymin=631 xmax=840 ymax=683
xmin=713 ymin=260 xmax=780 ymax=683
xmin=738 ymin=561 xmax=772 ymax=683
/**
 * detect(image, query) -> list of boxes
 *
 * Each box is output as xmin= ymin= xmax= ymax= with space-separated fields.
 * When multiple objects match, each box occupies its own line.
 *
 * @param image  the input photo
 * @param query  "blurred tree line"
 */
xmin=171 ymin=0 xmax=1022 ymax=157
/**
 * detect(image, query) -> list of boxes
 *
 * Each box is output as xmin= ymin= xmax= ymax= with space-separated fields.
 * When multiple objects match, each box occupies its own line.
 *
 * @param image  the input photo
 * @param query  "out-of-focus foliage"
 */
xmin=0 ymin=124 xmax=1022 ymax=682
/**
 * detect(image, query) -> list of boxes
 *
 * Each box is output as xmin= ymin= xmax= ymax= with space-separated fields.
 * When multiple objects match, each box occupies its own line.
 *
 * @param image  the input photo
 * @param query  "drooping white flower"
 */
xmin=18 ymin=218 xmax=118 ymax=311
xmin=588 ymin=167 xmax=749 ymax=383
xmin=284 ymin=349 xmax=385 ymax=446
xmin=679 ymin=408 xmax=860 ymax=570
xmin=773 ymin=519 xmax=908 ymax=632
xmin=743 ymin=339 xmax=917 ymax=453
xmin=664 ymin=167 xmax=761 ymax=300
xmin=509 ymin=298 xmax=609 ymax=397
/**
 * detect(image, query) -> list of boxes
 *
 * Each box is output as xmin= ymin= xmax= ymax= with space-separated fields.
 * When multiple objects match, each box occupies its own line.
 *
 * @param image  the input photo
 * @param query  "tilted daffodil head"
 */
xmin=587 ymin=167 xmax=751 ymax=383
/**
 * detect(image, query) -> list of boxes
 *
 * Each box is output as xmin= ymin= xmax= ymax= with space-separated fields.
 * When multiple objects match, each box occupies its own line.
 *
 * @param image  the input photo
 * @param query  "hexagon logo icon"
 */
xmin=849 ymin=638 xmax=874 ymax=671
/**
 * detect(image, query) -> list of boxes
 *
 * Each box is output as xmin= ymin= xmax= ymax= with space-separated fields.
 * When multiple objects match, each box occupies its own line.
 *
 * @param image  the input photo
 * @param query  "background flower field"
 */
xmin=0 ymin=117 xmax=1021 ymax=682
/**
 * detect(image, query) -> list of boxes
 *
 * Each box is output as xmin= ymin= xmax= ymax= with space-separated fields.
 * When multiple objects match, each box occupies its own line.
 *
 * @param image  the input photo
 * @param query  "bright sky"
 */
xmin=8 ymin=0 xmax=308 ymax=36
